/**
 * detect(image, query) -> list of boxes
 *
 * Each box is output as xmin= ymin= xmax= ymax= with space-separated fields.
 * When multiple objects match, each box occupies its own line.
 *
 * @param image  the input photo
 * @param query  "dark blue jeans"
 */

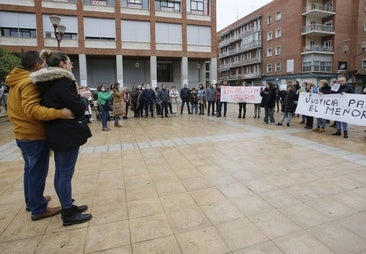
xmin=181 ymin=100 xmax=190 ymax=114
xmin=218 ymin=101 xmax=227 ymax=116
xmin=99 ymin=104 xmax=109 ymax=128
xmin=16 ymin=139 xmax=50 ymax=215
xmin=54 ymin=146 xmax=79 ymax=209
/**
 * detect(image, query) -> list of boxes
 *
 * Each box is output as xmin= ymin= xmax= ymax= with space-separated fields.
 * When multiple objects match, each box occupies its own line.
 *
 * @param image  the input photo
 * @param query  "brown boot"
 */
xmin=115 ymin=123 xmax=122 ymax=128
xmin=31 ymin=206 xmax=62 ymax=221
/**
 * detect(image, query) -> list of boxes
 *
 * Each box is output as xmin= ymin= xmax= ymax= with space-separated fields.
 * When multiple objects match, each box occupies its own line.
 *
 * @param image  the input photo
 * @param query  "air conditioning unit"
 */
xmin=45 ymin=32 xmax=52 ymax=38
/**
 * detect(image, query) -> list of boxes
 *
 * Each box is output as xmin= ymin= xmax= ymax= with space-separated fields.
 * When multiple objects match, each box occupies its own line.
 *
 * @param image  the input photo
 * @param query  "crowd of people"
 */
xmin=91 ymin=76 xmax=358 ymax=139
xmin=3 ymin=49 xmax=363 ymax=227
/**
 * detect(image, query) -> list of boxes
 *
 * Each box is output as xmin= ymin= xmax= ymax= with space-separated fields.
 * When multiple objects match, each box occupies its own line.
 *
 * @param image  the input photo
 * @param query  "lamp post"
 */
xmin=49 ymin=15 xmax=66 ymax=51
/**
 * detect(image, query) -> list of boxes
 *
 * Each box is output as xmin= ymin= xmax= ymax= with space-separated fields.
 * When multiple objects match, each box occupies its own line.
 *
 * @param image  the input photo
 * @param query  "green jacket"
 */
xmin=97 ymin=91 xmax=113 ymax=105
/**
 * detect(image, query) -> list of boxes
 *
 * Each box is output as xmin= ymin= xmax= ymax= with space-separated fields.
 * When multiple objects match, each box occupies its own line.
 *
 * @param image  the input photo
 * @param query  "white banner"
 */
xmin=295 ymin=92 xmax=366 ymax=126
xmin=220 ymin=86 xmax=263 ymax=103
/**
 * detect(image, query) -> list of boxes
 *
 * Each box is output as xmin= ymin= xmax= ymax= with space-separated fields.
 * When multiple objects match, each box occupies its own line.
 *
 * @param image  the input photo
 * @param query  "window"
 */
xmin=275 ymin=12 xmax=281 ymax=21
xmin=189 ymin=0 xmax=209 ymax=15
xmin=362 ymin=60 xmax=366 ymax=69
xmin=127 ymin=0 xmax=142 ymax=8
xmin=157 ymin=63 xmax=173 ymax=82
xmin=83 ymin=0 xmax=113 ymax=5
xmin=187 ymin=25 xmax=211 ymax=46
xmin=155 ymin=0 xmax=181 ymax=12
xmin=267 ymin=16 xmax=272 ymax=24
xmin=267 ymin=32 xmax=272 ymax=41
xmin=0 ymin=12 xmax=36 ymax=37
xmin=275 ymin=28 xmax=281 ymax=38
xmin=267 ymin=64 xmax=272 ymax=73
xmin=275 ymin=62 xmax=281 ymax=72
xmin=275 ymin=46 xmax=281 ymax=55
xmin=267 ymin=48 xmax=272 ymax=57
xmin=84 ymin=17 xmax=115 ymax=40
xmin=121 ymin=20 xmax=150 ymax=42
xmin=1 ymin=28 xmax=36 ymax=37
xmin=51 ymin=0 xmax=76 ymax=2
xmin=155 ymin=22 xmax=182 ymax=44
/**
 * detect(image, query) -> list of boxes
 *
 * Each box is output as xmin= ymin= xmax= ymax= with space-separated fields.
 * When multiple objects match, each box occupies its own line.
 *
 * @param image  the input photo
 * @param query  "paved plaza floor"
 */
xmin=0 ymin=104 xmax=366 ymax=254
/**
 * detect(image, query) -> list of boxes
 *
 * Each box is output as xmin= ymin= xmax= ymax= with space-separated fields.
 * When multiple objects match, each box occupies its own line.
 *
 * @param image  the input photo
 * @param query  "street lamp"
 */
xmin=49 ymin=15 xmax=66 ymax=51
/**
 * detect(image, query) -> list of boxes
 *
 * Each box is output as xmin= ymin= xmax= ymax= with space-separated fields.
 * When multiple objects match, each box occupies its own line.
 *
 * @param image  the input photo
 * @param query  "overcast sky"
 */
xmin=216 ymin=0 xmax=273 ymax=31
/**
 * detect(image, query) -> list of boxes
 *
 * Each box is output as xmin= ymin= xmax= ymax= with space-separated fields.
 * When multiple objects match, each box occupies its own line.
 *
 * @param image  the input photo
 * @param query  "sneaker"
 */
xmin=318 ymin=128 xmax=325 ymax=133
xmin=102 ymin=128 xmax=110 ymax=131
xmin=270 ymin=122 xmax=275 ymax=125
xmin=312 ymin=127 xmax=320 ymax=131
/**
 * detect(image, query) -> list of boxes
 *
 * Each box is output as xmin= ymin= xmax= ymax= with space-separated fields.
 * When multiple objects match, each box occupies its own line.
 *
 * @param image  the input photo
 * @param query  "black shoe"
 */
xmin=62 ymin=207 xmax=92 ymax=226
xmin=287 ymin=123 xmax=290 ymax=127
xmin=238 ymin=115 xmax=241 ymax=118
xmin=332 ymin=130 xmax=341 ymax=136
xmin=343 ymin=131 xmax=348 ymax=138
xmin=276 ymin=123 xmax=282 ymax=126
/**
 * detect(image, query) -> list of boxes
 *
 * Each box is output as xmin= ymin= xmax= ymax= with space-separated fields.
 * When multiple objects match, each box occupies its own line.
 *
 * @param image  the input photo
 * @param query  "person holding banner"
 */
xmin=312 ymin=80 xmax=331 ymax=133
xmin=260 ymin=82 xmax=276 ymax=125
xmin=238 ymin=81 xmax=247 ymax=119
xmin=331 ymin=76 xmax=354 ymax=138
xmin=276 ymin=84 xmax=298 ymax=127
xmin=217 ymin=81 xmax=228 ymax=117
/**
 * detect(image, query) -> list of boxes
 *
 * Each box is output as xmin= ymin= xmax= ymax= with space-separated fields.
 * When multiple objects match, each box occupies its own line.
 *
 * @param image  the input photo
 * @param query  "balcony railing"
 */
xmin=219 ymin=30 xmax=261 ymax=47
xmin=302 ymin=24 xmax=334 ymax=34
xmin=303 ymin=45 xmax=333 ymax=52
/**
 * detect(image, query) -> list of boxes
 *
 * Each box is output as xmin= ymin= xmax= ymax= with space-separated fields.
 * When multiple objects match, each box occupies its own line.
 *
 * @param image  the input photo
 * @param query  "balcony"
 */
xmin=302 ymin=24 xmax=335 ymax=37
xmin=218 ymin=64 xmax=230 ymax=71
xmin=302 ymin=3 xmax=335 ymax=19
xmin=219 ymin=51 xmax=230 ymax=58
xmin=301 ymin=45 xmax=334 ymax=55
xmin=227 ymin=72 xmax=261 ymax=80
xmin=218 ymin=30 xmax=261 ymax=48
xmin=231 ymin=57 xmax=262 ymax=67
xmin=228 ymin=41 xmax=262 ymax=56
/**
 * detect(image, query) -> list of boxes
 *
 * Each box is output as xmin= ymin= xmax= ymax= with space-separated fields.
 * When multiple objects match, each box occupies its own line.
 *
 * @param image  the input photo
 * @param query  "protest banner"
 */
xmin=220 ymin=86 xmax=263 ymax=103
xmin=295 ymin=92 xmax=366 ymax=126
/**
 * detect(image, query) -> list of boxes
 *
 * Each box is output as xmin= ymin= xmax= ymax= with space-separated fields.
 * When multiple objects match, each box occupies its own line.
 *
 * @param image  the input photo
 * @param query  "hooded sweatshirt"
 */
xmin=6 ymin=67 xmax=63 ymax=140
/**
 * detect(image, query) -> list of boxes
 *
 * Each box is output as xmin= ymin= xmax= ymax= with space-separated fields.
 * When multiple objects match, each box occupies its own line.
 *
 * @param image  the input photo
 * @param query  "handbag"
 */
xmin=45 ymin=118 xmax=92 ymax=152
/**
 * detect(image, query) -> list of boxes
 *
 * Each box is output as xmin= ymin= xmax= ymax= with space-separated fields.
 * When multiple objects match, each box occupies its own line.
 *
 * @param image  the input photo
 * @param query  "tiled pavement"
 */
xmin=0 ymin=104 xmax=365 ymax=254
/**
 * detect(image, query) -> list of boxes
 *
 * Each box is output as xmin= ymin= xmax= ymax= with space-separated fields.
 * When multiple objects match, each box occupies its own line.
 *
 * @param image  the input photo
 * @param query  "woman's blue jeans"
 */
xmin=54 ymin=146 xmax=79 ymax=209
xmin=264 ymin=106 xmax=275 ymax=124
xmin=317 ymin=118 xmax=326 ymax=128
xmin=336 ymin=121 xmax=348 ymax=131
xmin=16 ymin=139 xmax=50 ymax=215
xmin=99 ymin=104 xmax=109 ymax=128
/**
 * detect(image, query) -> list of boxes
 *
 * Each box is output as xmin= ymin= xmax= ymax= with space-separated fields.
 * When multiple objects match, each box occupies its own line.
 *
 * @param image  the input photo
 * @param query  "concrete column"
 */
xmin=116 ymin=55 xmax=124 ymax=87
xmin=210 ymin=58 xmax=217 ymax=85
xmin=150 ymin=56 xmax=157 ymax=88
xmin=199 ymin=61 xmax=206 ymax=85
xmin=181 ymin=57 xmax=188 ymax=85
xmin=78 ymin=54 xmax=87 ymax=86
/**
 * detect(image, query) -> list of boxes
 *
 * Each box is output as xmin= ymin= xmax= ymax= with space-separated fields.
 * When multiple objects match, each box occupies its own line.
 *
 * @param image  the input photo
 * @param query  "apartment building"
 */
xmin=218 ymin=0 xmax=366 ymax=91
xmin=0 ymin=0 xmax=217 ymax=89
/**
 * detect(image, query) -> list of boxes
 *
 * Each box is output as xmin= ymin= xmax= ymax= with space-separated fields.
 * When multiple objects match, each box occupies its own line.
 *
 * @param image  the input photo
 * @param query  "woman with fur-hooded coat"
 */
xmin=30 ymin=49 xmax=92 ymax=227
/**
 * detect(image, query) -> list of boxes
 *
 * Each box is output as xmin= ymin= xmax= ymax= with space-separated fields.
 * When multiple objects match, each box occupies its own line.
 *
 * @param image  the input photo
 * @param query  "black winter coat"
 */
xmin=30 ymin=67 xmax=91 ymax=152
xmin=260 ymin=88 xmax=276 ymax=108
xmin=180 ymin=88 xmax=191 ymax=101
xmin=281 ymin=90 xmax=298 ymax=113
